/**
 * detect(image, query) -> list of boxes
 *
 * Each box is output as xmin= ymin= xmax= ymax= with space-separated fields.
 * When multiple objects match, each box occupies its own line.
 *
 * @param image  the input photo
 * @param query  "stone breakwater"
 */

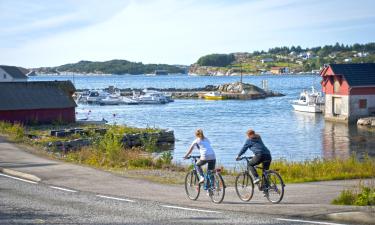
xmin=76 ymin=82 xmax=284 ymax=100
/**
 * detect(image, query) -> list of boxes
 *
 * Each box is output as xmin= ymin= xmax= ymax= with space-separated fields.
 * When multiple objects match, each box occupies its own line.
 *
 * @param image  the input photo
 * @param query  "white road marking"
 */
xmin=0 ymin=173 xmax=38 ymax=184
xmin=161 ymin=205 xmax=221 ymax=214
xmin=276 ymin=218 xmax=346 ymax=225
xmin=96 ymin=194 xmax=135 ymax=203
xmin=49 ymin=186 xmax=77 ymax=193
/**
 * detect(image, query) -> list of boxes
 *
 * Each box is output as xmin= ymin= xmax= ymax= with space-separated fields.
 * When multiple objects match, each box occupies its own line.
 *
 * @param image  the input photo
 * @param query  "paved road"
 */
xmin=0 ymin=137 xmax=373 ymax=224
xmin=1 ymin=175 xmax=348 ymax=225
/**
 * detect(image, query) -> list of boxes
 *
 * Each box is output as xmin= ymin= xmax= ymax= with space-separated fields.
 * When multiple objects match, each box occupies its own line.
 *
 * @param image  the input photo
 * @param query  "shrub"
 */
xmin=140 ymin=134 xmax=158 ymax=152
xmin=0 ymin=121 xmax=25 ymax=142
xmin=332 ymin=185 xmax=375 ymax=206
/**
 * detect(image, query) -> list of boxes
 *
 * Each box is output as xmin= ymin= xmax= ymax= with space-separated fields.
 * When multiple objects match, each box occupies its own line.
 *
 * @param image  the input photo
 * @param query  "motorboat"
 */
xmin=292 ymin=87 xmax=324 ymax=113
xmin=204 ymin=92 xmax=225 ymax=100
xmin=99 ymin=93 xmax=122 ymax=105
xmin=134 ymin=89 xmax=168 ymax=104
xmin=86 ymin=90 xmax=110 ymax=104
xmin=122 ymin=96 xmax=139 ymax=105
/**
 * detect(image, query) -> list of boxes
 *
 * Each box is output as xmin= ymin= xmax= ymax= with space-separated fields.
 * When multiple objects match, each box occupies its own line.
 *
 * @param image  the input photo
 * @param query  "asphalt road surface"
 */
xmin=0 ymin=174 xmax=349 ymax=225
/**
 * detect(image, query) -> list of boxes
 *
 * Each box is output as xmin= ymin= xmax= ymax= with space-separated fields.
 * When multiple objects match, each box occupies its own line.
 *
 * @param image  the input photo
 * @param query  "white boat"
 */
xmin=99 ymin=93 xmax=122 ymax=105
xmin=134 ymin=89 xmax=168 ymax=104
xmin=86 ymin=90 xmax=110 ymax=104
xmin=77 ymin=118 xmax=108 ymax=125
xmin=292 ymin=87 xmax=324 ymax=113
xmin=122 ymin=96 xmax=139 ymax=105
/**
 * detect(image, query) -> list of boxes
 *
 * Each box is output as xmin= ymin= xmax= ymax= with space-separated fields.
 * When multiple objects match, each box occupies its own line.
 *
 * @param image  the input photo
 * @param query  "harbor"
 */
xmin=30 ymin=74 xmax=375 ymax=167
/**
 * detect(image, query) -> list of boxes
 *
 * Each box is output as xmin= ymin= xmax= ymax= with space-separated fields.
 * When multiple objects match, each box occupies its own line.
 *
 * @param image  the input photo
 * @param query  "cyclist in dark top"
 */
xmin=236 ymin=129 xmax=272 ymax=184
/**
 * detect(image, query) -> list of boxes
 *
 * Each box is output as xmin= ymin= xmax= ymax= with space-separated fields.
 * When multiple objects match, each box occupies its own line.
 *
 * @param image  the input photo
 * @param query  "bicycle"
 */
xmin=235 ymin=156 xmax=285 ymax=204
xmin=184 ymin=156 xmax=226 ymax=204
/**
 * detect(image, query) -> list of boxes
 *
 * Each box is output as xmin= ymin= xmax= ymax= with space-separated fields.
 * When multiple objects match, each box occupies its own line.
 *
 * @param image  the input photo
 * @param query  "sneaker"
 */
xmin=199 ymin=176 xmax=205 ymax=184
xmin=253 ymin=177 xmax=260 ymax=184
xmin=263 ymin=191 xmax=269 ymax=197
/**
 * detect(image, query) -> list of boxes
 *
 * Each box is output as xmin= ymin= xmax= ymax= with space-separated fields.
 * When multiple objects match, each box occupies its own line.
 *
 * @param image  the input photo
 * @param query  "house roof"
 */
xmin=0 ymin=81 xmax=77 ymax=111
xmin=0 ymin=65 xmax=28 ymax=79
xmin=329 ymin=63 xmax=375 ymax=86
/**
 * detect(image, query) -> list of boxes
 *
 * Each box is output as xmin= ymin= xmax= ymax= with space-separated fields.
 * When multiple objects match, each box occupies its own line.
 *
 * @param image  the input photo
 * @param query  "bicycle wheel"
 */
xmin=210 ymin=173 xmax=225 ymax=204
xmin=235 ymin=172 xmax=254 ymax=202
xmin=265 ymin=170 xmax=285 ymax=204
xmin=185 ymin=170 xmax=200 ymax=200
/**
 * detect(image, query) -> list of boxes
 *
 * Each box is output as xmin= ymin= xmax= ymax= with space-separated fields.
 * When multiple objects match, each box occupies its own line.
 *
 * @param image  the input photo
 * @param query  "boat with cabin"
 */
xmin=86 ymin=90 xmax=110 ymax=104
xmin=291 ymin=87 xmax=325 ymax=113
xmin=133 ymin=89 xmax=169 ymax=104
xmin=204 ymin=92 xmax=225 ymax=100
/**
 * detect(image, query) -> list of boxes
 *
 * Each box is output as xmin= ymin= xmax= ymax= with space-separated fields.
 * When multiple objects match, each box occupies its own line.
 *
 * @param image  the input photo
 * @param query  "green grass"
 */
xmin=271 ymin=156 xmax=375 ymax=183
xmin=332 ymin=183 xmax=375 ymax=206
xmin=1 ymin=121 xmax=374 ymax=185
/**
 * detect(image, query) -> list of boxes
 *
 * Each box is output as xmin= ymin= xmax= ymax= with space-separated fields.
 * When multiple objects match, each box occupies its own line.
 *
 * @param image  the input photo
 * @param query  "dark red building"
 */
xmin=0 ymin=81 xmax=77 ymax=124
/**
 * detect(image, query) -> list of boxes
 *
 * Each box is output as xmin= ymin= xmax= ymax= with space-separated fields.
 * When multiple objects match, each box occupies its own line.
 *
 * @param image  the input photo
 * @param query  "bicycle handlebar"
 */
xmin=236 ymin=156 xmax=253 ymax=161
xmin=184 ymin=155 xmax=200 ymax=160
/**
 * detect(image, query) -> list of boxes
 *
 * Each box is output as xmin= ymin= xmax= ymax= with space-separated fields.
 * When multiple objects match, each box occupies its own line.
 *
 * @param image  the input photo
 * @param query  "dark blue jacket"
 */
xmin=238 ymin=136 xmax=271 ymax=157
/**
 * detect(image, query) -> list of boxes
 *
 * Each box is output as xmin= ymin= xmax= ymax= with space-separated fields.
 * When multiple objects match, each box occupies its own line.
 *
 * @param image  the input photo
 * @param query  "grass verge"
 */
xmin=0 ymin=121 xmax=374 ymax=185
xmin=332 ymin=182 xmax=375 ymax=206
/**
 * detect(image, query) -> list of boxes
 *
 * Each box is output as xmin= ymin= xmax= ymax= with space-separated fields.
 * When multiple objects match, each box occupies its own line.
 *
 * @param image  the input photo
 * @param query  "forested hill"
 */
xmin=34 ymin=60 xmax=186 ymax=75
xmin=190 ymin=42 xmax=375 ymax=75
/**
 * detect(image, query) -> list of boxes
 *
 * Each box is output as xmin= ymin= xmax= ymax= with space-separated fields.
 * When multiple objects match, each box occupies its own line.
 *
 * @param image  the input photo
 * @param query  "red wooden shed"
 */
xmin=321 ymin=63 xmax=375 ymax=123
xmin=0 ymin=81 xmax=77 ymax=124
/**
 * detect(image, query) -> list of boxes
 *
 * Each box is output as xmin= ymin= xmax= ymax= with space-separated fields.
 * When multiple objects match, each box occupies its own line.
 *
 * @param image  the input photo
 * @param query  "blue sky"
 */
xmin=0 ymin=0 xmax=374 ymax=67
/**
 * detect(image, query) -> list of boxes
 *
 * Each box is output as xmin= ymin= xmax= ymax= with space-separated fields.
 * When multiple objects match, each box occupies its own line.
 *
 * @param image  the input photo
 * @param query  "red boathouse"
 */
xmin=321 ymin=63 xmax=375 ymax=123
xmin=0 ymin=81 xmax=77 ymax=124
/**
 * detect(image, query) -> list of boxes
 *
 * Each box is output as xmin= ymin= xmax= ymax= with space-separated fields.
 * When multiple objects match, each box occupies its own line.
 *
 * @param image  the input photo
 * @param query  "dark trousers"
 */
xmin=248 ymin=154 xmax=272 ymax=178
xmin=196 ymin=159 xmax=216 ymax=178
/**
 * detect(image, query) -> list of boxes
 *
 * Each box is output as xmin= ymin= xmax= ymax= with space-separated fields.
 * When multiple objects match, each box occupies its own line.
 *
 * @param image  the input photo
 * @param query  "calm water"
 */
xmin=31 ymin=75 xmax=375 ymax=167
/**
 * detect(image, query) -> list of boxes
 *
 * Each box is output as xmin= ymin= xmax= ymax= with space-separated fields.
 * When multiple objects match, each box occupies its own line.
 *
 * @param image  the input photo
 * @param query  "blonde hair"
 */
xmin=195 ymin=129 xmax=205 ymax=140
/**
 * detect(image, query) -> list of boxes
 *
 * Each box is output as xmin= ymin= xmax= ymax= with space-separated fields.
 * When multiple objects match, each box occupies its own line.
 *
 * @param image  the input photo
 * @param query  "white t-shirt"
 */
xmin=191 ymin=138 xmax=216 ymax=160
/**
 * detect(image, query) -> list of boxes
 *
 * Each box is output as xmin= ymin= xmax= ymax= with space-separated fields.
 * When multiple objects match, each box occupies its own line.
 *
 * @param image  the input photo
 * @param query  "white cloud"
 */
xmin=0 ymin=0 xmax=374 ymax=67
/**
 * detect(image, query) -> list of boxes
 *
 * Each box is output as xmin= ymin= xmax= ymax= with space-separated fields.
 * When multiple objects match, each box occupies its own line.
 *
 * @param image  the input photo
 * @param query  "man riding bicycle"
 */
xmin=236 ymin=129 xmax=272 ymax=184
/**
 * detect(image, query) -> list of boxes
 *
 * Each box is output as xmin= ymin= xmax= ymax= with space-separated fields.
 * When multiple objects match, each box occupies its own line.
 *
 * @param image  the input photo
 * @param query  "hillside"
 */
xmin=33 ymin=60 xmax=187 ymax=75
xmin=189 ymin=42 xmax=375 ymax=75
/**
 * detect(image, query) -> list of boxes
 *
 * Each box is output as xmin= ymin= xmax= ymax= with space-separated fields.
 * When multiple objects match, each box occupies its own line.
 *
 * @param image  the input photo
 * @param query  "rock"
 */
xmin=357 ymin=117 xmax=375 ymax=127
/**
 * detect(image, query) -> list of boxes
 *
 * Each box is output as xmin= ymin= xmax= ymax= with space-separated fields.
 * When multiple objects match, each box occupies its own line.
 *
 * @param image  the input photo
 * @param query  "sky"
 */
xmin=0 ymin=0 xmax=374 ymax=68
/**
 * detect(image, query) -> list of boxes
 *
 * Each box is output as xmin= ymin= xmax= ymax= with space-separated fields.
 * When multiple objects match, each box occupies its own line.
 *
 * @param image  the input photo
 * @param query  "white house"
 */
xmin=0 ymin=65 xmax=28 ymax=82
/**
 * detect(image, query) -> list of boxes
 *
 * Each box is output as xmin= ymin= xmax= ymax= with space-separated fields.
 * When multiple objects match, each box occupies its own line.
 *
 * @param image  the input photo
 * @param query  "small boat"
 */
xmin=86 ymin=90 xmax=110 ymax=104
xmin=77 ymin=118 xmax=108 ymax=125
xmin=204 ymin=92 xmax=224 ymax=100
xmin=134 ymin=89 xmax=168 ymax=104
xmin=292 ymin=87 xmax=325 ymax=113
xmin=122 ymin=96 xmax=139 ymax=105
xmin=99 ymin=93 xmax=122 ymax=105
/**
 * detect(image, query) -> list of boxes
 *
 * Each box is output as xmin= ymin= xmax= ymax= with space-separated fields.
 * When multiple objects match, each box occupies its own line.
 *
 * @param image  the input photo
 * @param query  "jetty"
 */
xmin=76 ymin=82 xmax=284 ymax=101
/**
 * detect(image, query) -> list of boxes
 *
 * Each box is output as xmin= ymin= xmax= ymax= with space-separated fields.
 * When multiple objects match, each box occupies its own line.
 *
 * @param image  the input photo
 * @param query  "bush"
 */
xmin=0 ymin=121 xmax=25 ymax=142
xmin=332 ymin=185 xmax=375 ymax=206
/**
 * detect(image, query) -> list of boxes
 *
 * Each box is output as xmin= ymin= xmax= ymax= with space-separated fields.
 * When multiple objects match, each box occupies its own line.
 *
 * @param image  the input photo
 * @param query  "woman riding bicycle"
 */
xmin=236 ymin=129 xmax=272 ymax=184
xmin=184 ymin=129 xmax=216 ymax=184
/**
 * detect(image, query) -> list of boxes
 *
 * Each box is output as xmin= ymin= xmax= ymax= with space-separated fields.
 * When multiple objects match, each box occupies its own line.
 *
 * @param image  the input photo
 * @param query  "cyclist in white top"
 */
xmin=184 ymin=129 xmax=216 ymax=184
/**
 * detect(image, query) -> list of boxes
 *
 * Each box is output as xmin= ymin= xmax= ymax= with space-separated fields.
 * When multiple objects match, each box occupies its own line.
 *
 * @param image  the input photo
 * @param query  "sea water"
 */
xmin=31 ymin=74 xmax=375 ymax=167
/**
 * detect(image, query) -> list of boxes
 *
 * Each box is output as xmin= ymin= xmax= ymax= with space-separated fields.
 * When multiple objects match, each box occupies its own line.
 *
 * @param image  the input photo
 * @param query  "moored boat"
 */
xmin=204 ymin=92 xmax=224 ymax=100
xmin=291 ymin=87 xmax=324 ymax=113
